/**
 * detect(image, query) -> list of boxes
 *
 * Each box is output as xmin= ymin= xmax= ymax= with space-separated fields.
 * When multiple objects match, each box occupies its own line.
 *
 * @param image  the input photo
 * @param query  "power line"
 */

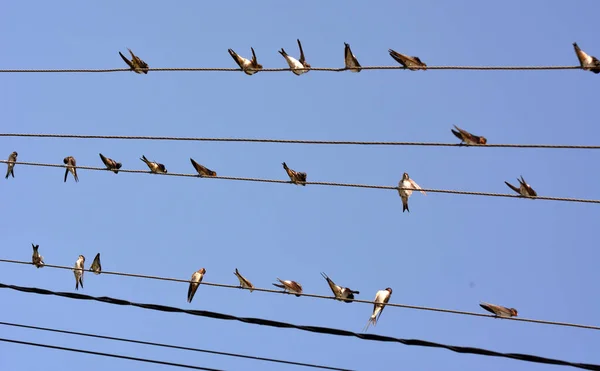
xmin=0 ymin=320 xmax=351 ymax=371
xmin=1 ymin=132 xmax=598 ymax=149
xmin=1 ymin=258 xmax=597 ymax=332
xmin=1 ymin=282 xmax=597 ymax=371
xmin=1 ymin=160 xmax=598 ymax=205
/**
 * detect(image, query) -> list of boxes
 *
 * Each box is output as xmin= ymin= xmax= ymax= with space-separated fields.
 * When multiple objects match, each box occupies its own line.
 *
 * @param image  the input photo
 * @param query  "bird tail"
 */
xmin=504 ymin=181 xmax=520 ymax=195
xmin=64 ymin=168 xmax=69 ymax=182
xmin=363 ymin=316 xmax=376 ymax=332
xmin=450 ymin=129 xmax=464 ymax=141
xmin=278 ymin=48 xmax=288 ymax=58
xmin=402 ymin=199 xmax=409 ymax=213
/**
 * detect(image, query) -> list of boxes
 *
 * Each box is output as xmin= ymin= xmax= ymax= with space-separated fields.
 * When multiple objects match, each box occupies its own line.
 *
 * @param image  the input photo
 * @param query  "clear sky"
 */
xmin=1 ymin=1 xmax=598 ymax=370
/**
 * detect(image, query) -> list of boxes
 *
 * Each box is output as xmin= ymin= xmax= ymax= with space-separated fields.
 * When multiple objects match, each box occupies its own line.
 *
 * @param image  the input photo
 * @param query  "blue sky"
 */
xmin=1 ymin=1 xmax=598 ymax=370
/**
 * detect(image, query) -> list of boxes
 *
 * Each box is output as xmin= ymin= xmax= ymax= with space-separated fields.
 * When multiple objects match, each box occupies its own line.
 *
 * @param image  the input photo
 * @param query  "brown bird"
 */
xmin=273 ymin=278 xmax=303 ymax=297
xmin=451 ymin=125 xmax=487 ymax=145
xmin=234 ymin=268 xmax=255 ymax=292
xmin=99 ymin=153 xmax=122 ymax=174
xmin=388 ymin=49 xmax=426 ymax=70
xmin=279 ymin=39 xmax=311 ymax=75
xmin=140 ymin=155 xmax=167 ymax=174
xmin=119 ymin=48 xmax=149 ymax=74
xmin=187 ymin=268 xmax=206 ymax=303
xmin=344 ymin=42 xmax=361 ymax=72
xmin=364 ymin=287 xmax=393 ymax=331
xmin=190 ymin=158 xmax=217 ymax=177
xmin=505 ymin=175 xmax=537 ymax=198
xmin=480 ymin=302 xmax=518 ymax=318
xmin=31 ymin=243 xmax=44 ymax=268
xmin=573 ymin=42 xmax=600 ymax=74
xmin=63 ymin=156 xmax=79 ymax=182
xmin=5 ymin=151 xmax=17 ymax=179
xmin=282 ymin=162 xmax=306 ymax=186
xmin=228 ymin=47 xmax=263 ymax=75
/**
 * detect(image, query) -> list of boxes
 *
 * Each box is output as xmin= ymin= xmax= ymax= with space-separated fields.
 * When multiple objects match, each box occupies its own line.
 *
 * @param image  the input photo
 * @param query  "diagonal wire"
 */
xmin=0 ymin=258 xmax=597 ymax=331
xmin=0 ymin=282 xmax=598 ymax=371
xmin=2 ymin=159 xmax=599 ymax=204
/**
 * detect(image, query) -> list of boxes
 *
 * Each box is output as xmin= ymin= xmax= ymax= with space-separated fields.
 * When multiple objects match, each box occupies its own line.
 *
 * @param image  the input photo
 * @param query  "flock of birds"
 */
xmin=28 ymin=243 xmax=518 ymax=331
xmin=115 ymin=40 xmax=600 ymax=75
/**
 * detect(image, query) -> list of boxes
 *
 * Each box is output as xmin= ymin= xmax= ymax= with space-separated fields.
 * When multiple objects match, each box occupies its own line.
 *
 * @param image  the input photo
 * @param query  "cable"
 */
xmin=0 ymin=283 xmax=597 ymax=370
xmin=1 ymin=132 xmax=598 ymax=149
xmin=0 ymin=336 xmax=224 ymax=370
xmin=1 ymin=258 xmax=597 ymax=332
xmin=1 ymin=160 xmax=598 ymax=205
xmin=0 ymin=321 xmax=351 ymax=371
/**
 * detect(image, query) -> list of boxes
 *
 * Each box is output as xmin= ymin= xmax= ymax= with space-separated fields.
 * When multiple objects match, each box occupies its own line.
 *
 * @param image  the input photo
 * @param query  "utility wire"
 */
xmin=0 ymin=336 xmax=224 ymax=371
xmin=0 ymin=320 xmax=352 ymax=371
xmin=1 ymin=132 xmax=598 ymax=149
xmin=0 ymin=282 xmax=598 ymax=371
xmin=1 ymin=160 xmax=598 ymax=204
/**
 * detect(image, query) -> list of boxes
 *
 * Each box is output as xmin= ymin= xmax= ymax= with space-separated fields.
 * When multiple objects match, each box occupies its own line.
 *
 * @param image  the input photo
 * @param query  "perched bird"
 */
xmin=5 ymin=151 xmax=17 ymax=179
xmin=364 ymin=287 xmax=393 ymax=332
xmin=234 ymin=268 xmax=255 ymax=292
xmin=398 ymin=172 xmax=426 ymax=213
xmin=273 ymin=278 xmax=303 ymax=297
xmin=282 ymin=162 xmax=307 ymax=186
xmin=344 ymin=42 xmax=361 ymax=72
xmin=505 ymin=175 xmax=537 ymax=198
xmin=228 ymin=47 xmax=263 ymax=75
xmin=573 ymin=42 xmax=600 ymax=74
xmin=480 ymin=302 xmax=518 ymax=318
xmin=388 ymin=49 xmax=427 ymax=70
xmin=140 ymin=155 xmax=167 ymax=174
xmin=63 ymin=156 xmax=79 ymax=183
xmin=31 ymin=243 xmax=44 ymax=268
xmin=190 ymin=158 xmax=217 ymax=177
xmin=99 ymin=153 xmax=122 ymax=174
xmin=187 ymin=268 xmax=206 ymax=303
xmin=119 ymin=48 xmax=149 ymax=74
xmin=321 ymin=272 xmax=360 ymax=303
xmin=90 ymin=253 xmax=102 ymax=275
xmin=451 ymin=125 xmax=487 ymax=145
xmin=279 ymin=39 xmax=311 ymax=75
xmin=73 ymin=255 xmax=85 ymax=290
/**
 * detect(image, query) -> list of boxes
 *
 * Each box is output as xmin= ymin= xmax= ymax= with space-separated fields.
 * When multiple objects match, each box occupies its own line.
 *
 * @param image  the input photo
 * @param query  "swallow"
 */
xmin=451 ymin=125 xmax=487 ymax=145
xmin=90 ymin=253 xmax=102 ymax=275
xmin=234 ymin=268 xmax=255 ymax=292
xmin=187 ymin=268 xmax=206 ymax=303
xmin=228 ymin=47 xmax=263 ymax=75
xmin=279 ymin=39 xmax=311 ymax=75
xmin=282 ymin=162 xmax=307 ymax=186
xmin=480 ymin=302 xmax=518 ymax=318
xmin=321 ymin=272 xmax=360 ymax=303
xmin=99 ymin=153 xmax=122 ymax=174
xmin=573 ymin=42 xmax=600 ymax=74
xmin=344 ymin=42 xmax=361 ymax=72
xmin=63 ymin=156 xmax=79 ymax=182
xmin=5 ymin=151 xmax=17 ymax=179
xmin=273 ymin=278 xmax=303 ymax=297
xmin=190 ymin=158 xmax=217 ymax=177
xmin=31 ymin=243 xmax=44 ymax=268
xmin=140 ymin=155 xmax=167 ymax=174
xmin=398 ymin=172 xmax=426 ymax=213
xmin=73 ymin=255 xmax=85 ymax=290
xmin=364 ymin=287 xmax=393 ymax=332
xmin=388 ymin=49 xmax=427 ymax=71
xmin=505 ymin=175 xmax=537 ymax=198
xmin=119 ymin=48 xmax=149 ymax=74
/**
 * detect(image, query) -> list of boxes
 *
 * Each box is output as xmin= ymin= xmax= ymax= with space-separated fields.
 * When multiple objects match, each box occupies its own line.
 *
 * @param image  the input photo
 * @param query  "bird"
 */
xmin=90 ymin=253 xmax=102 ymax=275
xmin=5 ymin=151 xmax=17 ymax=179
xmin=187 ymin=268 xmax=206 ymax=303
xmin=505 ymin=175 xmax=537 ymax=198
xmin=190 ymin=158 xmax=217 ymax=177
xmin=140 ymin=155 xmax=167 ymax=174
xmin=282 ymin=162 xmax=307 ymax=186
xmin=31 ymin=243 xmax=44 ymax=268
xmin=480 ymin=302 xmax=518 ymax=318
xmin=573 ymin=42 xmax=600 ymax=74
xmin=119 ymin=48 xmax=149 ymax=74
xmin=228 ymin=47 xmax=263 ymax=75
xmin=273 ymin=278 xmax=303 ymax=297
xmin=279 ymin=39 xmax=311 ymax=75
xmin=321 ymin=272 xmax=360 ymax=303
xmin=364 ymin=287 xmax=393 ymax=332
xmin=99 ymin=153 xmax=122 ymax=174
xmin=234 ymin=268 xmax=255 ymax=292
xmin=73 ymin=255 xmax=85 ymax=290
xmin=398 ymin=172 xmax=426 ymax=213
xmin=344 ymin=42 xmax=361 ymax=72
xmin=63 ymin=156 xmax=79 ymax=182
xmin=388 ymin=49 xmax=427 ymax=70
xmin=451 ymin=125 xmax=487 ymax=145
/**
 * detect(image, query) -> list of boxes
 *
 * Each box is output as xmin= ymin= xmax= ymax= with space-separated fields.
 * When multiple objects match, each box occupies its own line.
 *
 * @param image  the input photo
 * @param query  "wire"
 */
xmin=0 ymin=283 xmax=597 ymax=370
xmin=1 ymin=132 xmax=598 ymax=149
xmin=1 ymin=160 xmax=598 ymax=205
xmin=1 ymin=258 xmax=597 ymax=332
xmin=0 ymin=321 xmax=351 ymax=371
